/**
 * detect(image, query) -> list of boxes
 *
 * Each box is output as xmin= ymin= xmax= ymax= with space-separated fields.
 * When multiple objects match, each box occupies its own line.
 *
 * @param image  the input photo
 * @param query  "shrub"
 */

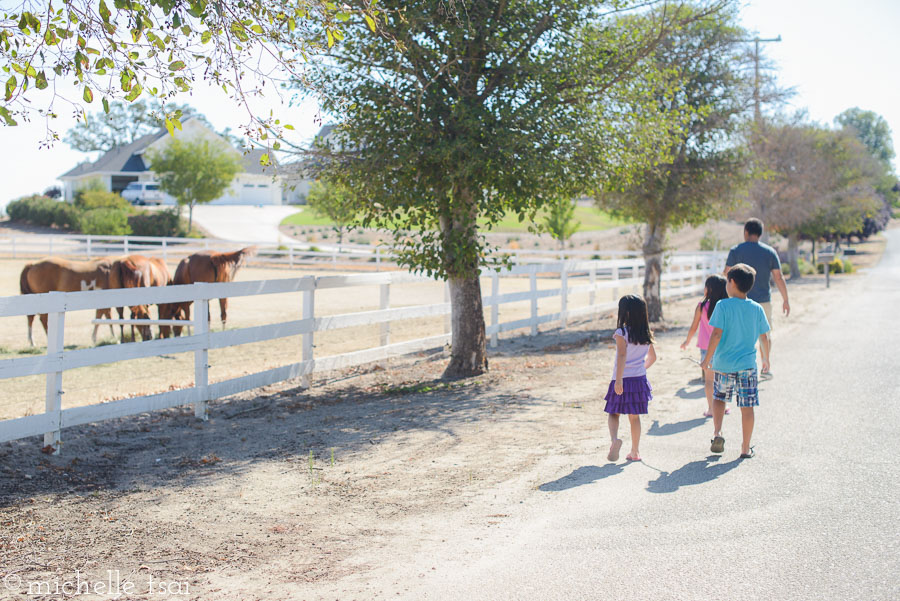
xmin=79 ymin=208 xmax=132 ymax=235
xmin=842 ymin=259 xmax=855 ymax=273
xmin=75 ymin=189 xmax=131 ymax=211
xmin=127 ymin=209 xmax=187 ymax=238
xmin=815 ymin=259 xmax=844 ymax=274
xmin=5 ymin=195 xmax=79 ymax=229
xmin=781 ymin=262 xmax=790 ymax=276
xmin=700 ymin=228 xmax=722 ymax=251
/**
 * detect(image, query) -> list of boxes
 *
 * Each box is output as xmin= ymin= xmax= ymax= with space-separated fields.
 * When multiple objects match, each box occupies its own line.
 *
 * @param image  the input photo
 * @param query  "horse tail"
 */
xmin=211 ymin=246 xmax=256 ymax=282
xmin=20 ymin=264 xmax=34 ymax=295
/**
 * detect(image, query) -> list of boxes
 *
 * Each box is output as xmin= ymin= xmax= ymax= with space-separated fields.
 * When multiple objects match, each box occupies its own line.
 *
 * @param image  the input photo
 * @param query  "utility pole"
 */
xmin=742 ymin=34 xmax=781 ymax=243
xmin=745 ymin=35 xmax=782 ymax=123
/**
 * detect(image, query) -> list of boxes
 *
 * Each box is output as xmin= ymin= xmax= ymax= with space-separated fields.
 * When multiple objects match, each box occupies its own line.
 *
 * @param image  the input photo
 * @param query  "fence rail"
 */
xmin=0 ymin=252 xmax=725 ymax=450
xmin=1 ymin=232 xmax=711 ymax=270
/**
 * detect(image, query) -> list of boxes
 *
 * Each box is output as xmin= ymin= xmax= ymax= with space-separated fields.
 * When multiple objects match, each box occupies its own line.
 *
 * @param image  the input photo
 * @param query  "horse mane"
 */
xmin=119 ymin=257 xmax=149 ymax=288
xmin=210 ymin=246 xmax=256 ymax=282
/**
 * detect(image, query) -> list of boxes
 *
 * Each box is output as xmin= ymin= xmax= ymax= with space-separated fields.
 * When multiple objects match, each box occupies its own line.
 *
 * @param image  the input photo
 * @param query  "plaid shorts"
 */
xmin=714 ymin=368 xmax=759 ymax=407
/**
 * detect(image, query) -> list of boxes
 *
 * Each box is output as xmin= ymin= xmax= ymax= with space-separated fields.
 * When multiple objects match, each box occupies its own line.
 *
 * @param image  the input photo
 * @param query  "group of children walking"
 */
xmin=603 ymin=263 xmax=770 ymax=462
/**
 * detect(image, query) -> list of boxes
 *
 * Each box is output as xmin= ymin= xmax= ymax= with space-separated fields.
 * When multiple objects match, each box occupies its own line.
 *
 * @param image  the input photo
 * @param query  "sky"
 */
xmin=1 ymin=0 xmax=898 ymax=212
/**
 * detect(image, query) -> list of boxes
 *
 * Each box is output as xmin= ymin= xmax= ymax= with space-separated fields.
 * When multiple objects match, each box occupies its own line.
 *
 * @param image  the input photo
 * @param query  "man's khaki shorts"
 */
xmin=760 ymin=301 xmax=774 ymax=331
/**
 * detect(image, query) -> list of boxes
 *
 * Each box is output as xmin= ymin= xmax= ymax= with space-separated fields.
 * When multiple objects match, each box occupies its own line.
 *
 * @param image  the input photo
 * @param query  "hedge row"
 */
xmin=5 ymin=194 xmax=192 ymax=237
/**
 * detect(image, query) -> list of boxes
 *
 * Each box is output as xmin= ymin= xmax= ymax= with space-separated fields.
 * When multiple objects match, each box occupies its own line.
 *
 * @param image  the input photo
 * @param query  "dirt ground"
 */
xmin=0 ymin=229 xmax=885 ymax=599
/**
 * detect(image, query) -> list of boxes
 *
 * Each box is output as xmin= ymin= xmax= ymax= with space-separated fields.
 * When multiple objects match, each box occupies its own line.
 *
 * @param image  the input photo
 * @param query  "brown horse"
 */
xmin=159 ymin=247 xmax=256 ymax=338
xmin=19 ymin=256 xmax=125 ymax=346
xmin=115 ymin=255 xmax=172 ymax=341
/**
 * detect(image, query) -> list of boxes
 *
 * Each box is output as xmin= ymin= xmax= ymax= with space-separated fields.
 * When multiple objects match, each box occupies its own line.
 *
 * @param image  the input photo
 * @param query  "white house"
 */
xmin=60 ymin=118 xmax=283 ymax=205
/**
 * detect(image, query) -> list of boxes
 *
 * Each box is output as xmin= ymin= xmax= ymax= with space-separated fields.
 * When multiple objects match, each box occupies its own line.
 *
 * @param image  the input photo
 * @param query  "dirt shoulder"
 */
xmin=0 ymin=259 xmax=870 ymax=600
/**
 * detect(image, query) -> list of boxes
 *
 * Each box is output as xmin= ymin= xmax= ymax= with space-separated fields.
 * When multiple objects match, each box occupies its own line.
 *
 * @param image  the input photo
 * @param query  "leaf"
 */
xmin=169 ymin=60 xmax=185 ymax=71
xmin=83 ymin=86 xmax=93 ymax=103
xmin=102 ymin=97 xmax=110 ymax=113
xmin=260 ymin=153 xmax=270 ymax=166
xmin=35 ymin=71 xmax=48 ymax=89
xmin=5 ymin=75 xmax=17 ymax=101
xmin=98 ymin=1 xmax=111 ymax=23
xmin=251 ymin=24 xmax=263 ymax=35
xmin=165 ymin=117 xmax=174 ymax=137
xmin=0 ymin=105 xmax=17 ymax=125
xmin=364 ymin=14 xmax=377 ymax=32
xmin=326 ymin=29 xmax=334 ymax=48
xmin=200 ymin=30 xmax=211 ymax=43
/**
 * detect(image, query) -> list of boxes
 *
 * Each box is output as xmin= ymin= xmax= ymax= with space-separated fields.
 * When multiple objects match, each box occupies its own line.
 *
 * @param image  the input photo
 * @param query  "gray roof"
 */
xmin=60 ymin=129 xmax=168 ymax=178
xmin=240 ymin=148 xmax=278 ymax=175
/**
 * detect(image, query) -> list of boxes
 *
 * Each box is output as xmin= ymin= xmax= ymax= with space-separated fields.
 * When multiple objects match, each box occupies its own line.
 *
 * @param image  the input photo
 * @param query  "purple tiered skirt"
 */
xmin=604 ymin=375 xmax=652 ymax=415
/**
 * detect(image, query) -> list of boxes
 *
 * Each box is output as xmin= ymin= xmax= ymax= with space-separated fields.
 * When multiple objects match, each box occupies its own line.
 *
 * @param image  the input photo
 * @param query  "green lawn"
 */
xmin=282 ymin=205 xmax=626 ymax=233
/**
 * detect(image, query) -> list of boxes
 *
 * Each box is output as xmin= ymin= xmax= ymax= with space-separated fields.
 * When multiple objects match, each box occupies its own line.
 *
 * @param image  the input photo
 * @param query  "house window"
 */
xmin=243 ymin=183 xmax=254 ymax=188
xmin=257 ymin=184 xmax=268 ymax=188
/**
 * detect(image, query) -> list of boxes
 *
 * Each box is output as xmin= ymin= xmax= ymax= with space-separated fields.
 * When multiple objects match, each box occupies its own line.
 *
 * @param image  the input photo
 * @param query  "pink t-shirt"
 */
xmin=697 ymin=302 xmax=713 ymax=350
xmin=613 ymin=328 xmax=650 ymax=378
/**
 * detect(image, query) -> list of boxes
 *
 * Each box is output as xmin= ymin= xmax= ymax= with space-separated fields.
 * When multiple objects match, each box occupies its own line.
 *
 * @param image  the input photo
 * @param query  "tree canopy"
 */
xmin=834 ymin=108 xmax=896 ymax=167
xmin=305 ymin=0 xmax=708 ymax=375
xmin=596 ymin=2 xmax=754 ymax=320
xmin=147 ymin=137 xmax=241 ymax=229
xmin=0 ymin=0 xmax=374 ymax=141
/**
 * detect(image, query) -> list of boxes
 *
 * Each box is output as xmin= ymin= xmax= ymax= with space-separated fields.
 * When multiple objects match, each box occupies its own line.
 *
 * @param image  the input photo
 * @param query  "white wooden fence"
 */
xmin=0 ymin=253 xmax=724 ymax=451
xmin=0 ymin=232 xmax=653 ymax=270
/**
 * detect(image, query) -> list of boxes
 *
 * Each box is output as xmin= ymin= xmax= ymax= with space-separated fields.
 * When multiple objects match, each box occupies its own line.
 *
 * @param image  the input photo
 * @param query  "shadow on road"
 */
xmin=675 ymin=386 xmax=706 ymax=400
xmin=646 ymin=455 xmax=743 ymax=493
xmin=647 ymin=417 xmax=707 ymax=437
xmin=539 ymin=464 xmax=624 ymax=492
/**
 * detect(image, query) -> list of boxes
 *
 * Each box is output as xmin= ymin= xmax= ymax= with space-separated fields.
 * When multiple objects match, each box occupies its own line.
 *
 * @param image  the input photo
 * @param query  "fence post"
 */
xmin=560 ymin=262 xmax=568 ymax=328
xmin=375 ymin=247 xmax=381 ymax=272
xmin=490 ymin=270 xmax=500 ymax=348
xmin=380 ymin=282 xmax=391 ymax=346
xmin=530 ymin=270 xmax=538 ymax=336
xmin=11 ymin=236 xmax=15 ymax=259
xmin=43 ymin=294 xmax=66 ymax=454
xmin=86 ymin=235 xmax=92 ymax=259
xmin=162 ymin=239 xmax=168 ymax=262
xmin=123 ymin=237 xmax=129 ymax=255
xmin=589 ymin=264 xmax=597 ymax=308
xmin=49 ymin=236 xmax=53 ymax=256
xmin=632 ymin=264 xmax=640 ymax=295
xmin=302 ymin=284 xmax=315 ymax=388
xmin=612 ymin=265 xmax=620 ymax=303
xmin=288 ymin=246 xmax=294 ymax=268
xmin=193 ymin=289 xmax=210 ymax=420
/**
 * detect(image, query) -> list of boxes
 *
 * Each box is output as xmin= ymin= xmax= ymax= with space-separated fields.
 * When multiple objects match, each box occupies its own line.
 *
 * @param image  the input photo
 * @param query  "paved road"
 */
xmin=189 ymin=205 xmax=300 ymax=243
xmin=378 ymin=229 xmax=900 ymax=600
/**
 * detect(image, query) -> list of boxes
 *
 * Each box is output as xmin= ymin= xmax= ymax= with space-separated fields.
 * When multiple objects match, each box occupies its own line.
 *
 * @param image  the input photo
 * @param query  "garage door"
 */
xmin=241 ymin=183 xmax=273 ymax=204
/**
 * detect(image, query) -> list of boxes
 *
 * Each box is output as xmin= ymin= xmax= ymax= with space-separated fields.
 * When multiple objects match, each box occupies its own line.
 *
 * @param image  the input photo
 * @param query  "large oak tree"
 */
xmin=306 ymin=1 xmax=713 ymax=377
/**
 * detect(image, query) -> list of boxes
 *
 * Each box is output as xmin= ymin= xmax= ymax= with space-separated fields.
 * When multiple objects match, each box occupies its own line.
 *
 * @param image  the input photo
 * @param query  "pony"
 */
xmin=19 ymin=256 xmax=122 ymax=346
xmin=159 ymin=247 xmax=256 ymax=338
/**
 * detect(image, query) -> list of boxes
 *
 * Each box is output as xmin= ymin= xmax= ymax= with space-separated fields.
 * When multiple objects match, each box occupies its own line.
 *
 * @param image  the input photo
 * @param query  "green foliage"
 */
xmin=78 ymin=208 xmax=132 ymax=235
xmin=542 ymin=198 xmax=581 ymax=248
xmin=147 ymin=138 xmax=241 ymax=228
xmin=75 ymin=189 xmax=131 ymax=211
xmin=700 ymin=229 xmax=723 ymax=251
xmin=309 ymin=0 xmax=691 ymax=280
xmin=842 ymin=259 xmax=855 ymax=273
xmin=834 ymin=108 xmax=896 ymax=167
xmin=1 ymin=0 xmax=353 ymax=138
xmin=5 ymin=195 xmax=81 ymax=229
xmin=127 ymin=209 xmax=191 ymax=238
xmin=307 ymin=180 xmax=359 ymax=244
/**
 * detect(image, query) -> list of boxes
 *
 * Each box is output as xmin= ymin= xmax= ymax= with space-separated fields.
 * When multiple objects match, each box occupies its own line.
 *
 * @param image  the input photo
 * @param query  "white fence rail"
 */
xmin=1 ymin=232 xmax=675 ymax=269
xmin=0 ymin=253 xmax=725 ymax=450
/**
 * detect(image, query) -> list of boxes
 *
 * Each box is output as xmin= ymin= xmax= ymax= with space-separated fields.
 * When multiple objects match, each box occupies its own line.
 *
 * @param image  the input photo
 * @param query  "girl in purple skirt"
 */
xmin=605 ymin=295 xmax=656 ymax=462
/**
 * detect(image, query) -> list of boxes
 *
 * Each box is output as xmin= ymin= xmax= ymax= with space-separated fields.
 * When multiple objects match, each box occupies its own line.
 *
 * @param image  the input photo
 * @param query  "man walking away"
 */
xmin=724 ymin=218 xmax=789 ymax=377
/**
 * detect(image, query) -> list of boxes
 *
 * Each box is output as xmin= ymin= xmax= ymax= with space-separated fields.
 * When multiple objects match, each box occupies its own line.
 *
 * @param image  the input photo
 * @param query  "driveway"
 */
xmin=189 ymin=205 xmax=300 ymax=243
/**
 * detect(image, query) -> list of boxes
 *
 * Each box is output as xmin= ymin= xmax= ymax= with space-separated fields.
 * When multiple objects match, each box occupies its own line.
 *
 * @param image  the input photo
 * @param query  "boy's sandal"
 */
xmin=710 ymin=436 xmax=725 ymax=454
xmin=626 ymin=453 xmax=641 ymax=462
xmin=740 ymin=447 xmax=756 ymax=459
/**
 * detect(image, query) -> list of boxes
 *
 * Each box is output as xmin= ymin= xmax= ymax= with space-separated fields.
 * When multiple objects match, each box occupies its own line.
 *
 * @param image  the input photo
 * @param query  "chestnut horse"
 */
xmin=159 ymin=247 xmax=256 ymax=338
xmin=19 ymin=256 xmax=126 ymax=346
xmin=115 ymin=255 xmax=172 ymax=341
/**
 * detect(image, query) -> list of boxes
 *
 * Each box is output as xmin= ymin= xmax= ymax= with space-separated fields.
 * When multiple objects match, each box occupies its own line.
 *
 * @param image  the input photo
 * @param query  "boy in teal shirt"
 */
xmin=700 ymin=263 xmax=770 ymax=458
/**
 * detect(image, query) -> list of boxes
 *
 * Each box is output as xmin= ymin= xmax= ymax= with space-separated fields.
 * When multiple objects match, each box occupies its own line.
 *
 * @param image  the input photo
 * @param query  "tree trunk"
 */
xmin=188 ymin=203 xmax=194 ymax=232
xmin=811 ymin=238 xmax=817 ymax=266
xmin=642 ymin=222 xmax=665 ymax=322
xmin=787 ymin=231 xmax=801 ymax=280
xmin=443 ymin=274 xmax=488 ymax=378
xmin=441 ymin=187 xmax=488 ymax=379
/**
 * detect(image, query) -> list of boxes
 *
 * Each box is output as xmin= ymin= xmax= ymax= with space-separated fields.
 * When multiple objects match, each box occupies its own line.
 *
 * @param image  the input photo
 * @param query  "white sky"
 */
xmin=1 ymin=0 xmax=898 ymax=211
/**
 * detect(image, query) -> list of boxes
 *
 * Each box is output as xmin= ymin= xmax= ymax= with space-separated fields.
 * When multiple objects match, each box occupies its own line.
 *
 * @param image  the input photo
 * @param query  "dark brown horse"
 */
xmin=159 ymin=247 xmax=256 ymax=338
